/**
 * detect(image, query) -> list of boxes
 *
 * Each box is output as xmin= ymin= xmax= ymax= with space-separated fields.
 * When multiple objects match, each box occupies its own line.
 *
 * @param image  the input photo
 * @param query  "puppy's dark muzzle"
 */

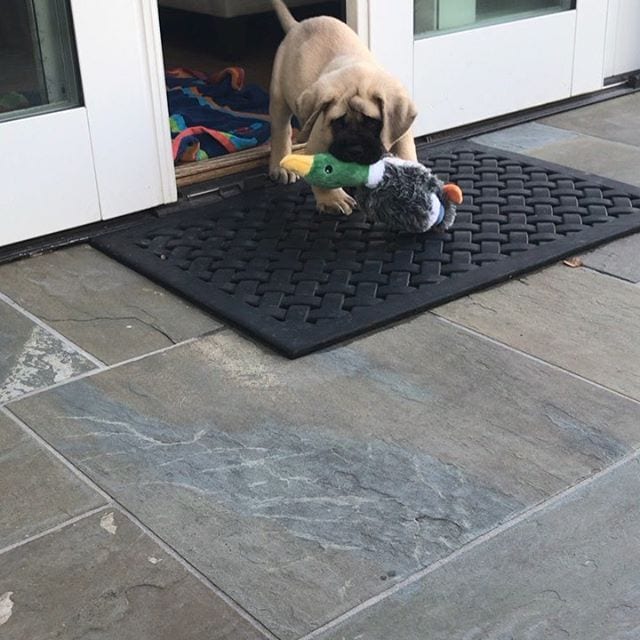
xmin=330 ymin=144 xmax=383 ymax=166
xmin=329 ymin=131 xmax=385 ymax=166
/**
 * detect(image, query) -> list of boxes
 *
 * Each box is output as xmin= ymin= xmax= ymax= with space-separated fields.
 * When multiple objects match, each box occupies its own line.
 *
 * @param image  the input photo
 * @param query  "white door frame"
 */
xmin=70 ymin=0 xmax=176 ymax=220
xmin=346 ymin=0 xmax=369 ymax=47
xmin=571 ymin=0 xmax=609 ymax=95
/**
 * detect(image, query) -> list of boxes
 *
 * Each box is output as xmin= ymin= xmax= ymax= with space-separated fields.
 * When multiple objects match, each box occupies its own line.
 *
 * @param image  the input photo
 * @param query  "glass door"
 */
xmin=0 ymin=0 xmax=81 ymax=123
xmin=366 ymin=0 xmax=609 ymax=136
xmin=414 ymin=0 xmax=575 ymax=35
xmin=0 ymin=0 xmax=100 ymax=246
xmin=0 ymin=0 xmax=175 ymax=248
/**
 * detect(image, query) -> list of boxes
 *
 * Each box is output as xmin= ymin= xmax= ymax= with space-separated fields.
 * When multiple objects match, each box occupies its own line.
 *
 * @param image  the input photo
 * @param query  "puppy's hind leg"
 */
xmin=269 ymin=93 xmax=298 ymax=184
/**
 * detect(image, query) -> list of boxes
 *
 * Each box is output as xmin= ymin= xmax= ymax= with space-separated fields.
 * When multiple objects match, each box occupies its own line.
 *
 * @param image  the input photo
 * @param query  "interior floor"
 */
xmin=159 ymin=2 xmax=344 ymax=94
xmin=159 ymin=1 xmax=343 ymax=170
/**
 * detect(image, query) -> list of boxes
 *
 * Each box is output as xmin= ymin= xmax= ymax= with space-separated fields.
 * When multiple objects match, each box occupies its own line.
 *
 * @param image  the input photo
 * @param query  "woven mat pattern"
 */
xmin=92 ymin=142 xmax=640 ymax=357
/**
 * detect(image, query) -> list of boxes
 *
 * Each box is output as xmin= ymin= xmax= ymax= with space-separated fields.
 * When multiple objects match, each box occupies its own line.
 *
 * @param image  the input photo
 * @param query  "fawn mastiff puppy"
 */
xmin=269 ymin=0 xmax=418 ymax=214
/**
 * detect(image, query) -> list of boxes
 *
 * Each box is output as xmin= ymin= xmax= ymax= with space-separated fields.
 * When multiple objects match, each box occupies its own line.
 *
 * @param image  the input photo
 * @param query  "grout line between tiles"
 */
xmin=107 ymin=505 xmax=281 ymax=640
xmin=515 ymin=122 xmax=640 ymax=153
xmin=581 ymin=264 xmax=639 ymax=285
xmin=0 ymin=290 xmax=106 ymax=368
xmin=471 ymin=121 xmax=584 ymax=151
xmin=2 ymin=407 xmax=114 ymax=503
xmin=431 ymin=313 xmax=640 ymax=407
xmin=0 ymin=505 xmax=111 ymax=557
xmin=298 ymin=448 xmax=640 ymax=640
xmin=1 ymin=327 xmax=229 ymax=408
xmin=0 ymin=404 xmax=280 ymax=640
xmin=531 ymin=121 xmax=640 ymax=150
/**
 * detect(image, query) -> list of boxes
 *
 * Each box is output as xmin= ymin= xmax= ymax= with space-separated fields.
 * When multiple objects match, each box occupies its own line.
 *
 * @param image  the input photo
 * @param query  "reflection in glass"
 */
xmin=415 ymin=0 xmax=575 ymax=39
xmin=0 ymin=0 xmax=80 ymax=122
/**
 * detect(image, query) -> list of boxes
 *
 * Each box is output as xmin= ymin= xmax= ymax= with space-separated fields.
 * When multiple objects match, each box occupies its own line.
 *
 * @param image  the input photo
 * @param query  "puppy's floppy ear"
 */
xmin=295 ymin=77 xmax=340 ymax=142
xmin=375 ymin=83 xmax=418 ymax=150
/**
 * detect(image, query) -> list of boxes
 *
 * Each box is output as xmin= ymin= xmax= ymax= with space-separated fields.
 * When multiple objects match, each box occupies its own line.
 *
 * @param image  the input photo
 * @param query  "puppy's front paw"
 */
xmin=269 ymin=166 xmax=299 ymax=185
xmin=315 ymin=189 xmax=357 ymax=215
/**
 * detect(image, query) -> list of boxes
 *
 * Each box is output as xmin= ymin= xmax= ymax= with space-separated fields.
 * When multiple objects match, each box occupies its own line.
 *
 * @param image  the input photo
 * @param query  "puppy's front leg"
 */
xmin=269 ymin=93 xmax=298 ymax=184
xmin=305 ymin=124 xmax=357 ymax=215
xmin=312 ymin=185 xmax=357 ymax=215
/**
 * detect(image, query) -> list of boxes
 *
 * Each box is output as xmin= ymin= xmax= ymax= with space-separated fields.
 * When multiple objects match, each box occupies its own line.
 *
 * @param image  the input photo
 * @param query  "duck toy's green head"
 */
xmin=280 ymin=152 xmax=462 ymax=233
xmin=279 ymin=153 xmax=372 ymax=190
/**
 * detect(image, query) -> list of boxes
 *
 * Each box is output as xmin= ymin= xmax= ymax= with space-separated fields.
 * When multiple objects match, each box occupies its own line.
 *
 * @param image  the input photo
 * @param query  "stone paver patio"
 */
xmin=1 ymin=92 xmax=639 ymax=639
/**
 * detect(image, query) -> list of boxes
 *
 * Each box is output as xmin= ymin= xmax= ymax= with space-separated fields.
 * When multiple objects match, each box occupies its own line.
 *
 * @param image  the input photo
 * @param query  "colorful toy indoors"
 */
xmin=280 ymin=152 xmax=463 ymax=233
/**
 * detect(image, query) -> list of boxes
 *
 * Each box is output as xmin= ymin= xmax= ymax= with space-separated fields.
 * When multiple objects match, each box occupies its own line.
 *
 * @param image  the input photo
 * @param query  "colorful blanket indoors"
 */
xmin=167 ymin=67 xmax=271 ymax=163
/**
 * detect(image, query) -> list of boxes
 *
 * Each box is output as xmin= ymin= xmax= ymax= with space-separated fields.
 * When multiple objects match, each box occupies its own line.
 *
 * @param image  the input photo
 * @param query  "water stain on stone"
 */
xmin=543 ymin=404 xmax=628 ymax=463
xmin=0 ymin=592 xmax=14 ymax=626
xmin=54 ymin=383 xmax=522 ymax=574
xmin=317 ymin=348 xmax=434 ymax=404
xmin=100 ymin=512 xmax=117 ymax=535
xmin=0 ymin=326 xmax=93 ymax=403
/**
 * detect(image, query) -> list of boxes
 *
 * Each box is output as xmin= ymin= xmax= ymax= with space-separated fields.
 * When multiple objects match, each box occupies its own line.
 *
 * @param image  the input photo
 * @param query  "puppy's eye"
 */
xmin=333 ymin=116 xmax=347 ymax=130
xmin=324 ymin=165 xmax=334 ymax=174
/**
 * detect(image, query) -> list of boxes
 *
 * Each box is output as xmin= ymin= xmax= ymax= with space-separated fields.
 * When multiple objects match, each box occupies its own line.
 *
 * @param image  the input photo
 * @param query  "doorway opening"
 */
xmin=157 ymin=0 xmax=345 ymax=187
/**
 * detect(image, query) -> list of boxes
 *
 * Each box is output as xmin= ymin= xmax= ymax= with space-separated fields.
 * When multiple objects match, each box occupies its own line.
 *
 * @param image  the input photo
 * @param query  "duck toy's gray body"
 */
xmin=280 ymin=152 xmax=463 ymax=233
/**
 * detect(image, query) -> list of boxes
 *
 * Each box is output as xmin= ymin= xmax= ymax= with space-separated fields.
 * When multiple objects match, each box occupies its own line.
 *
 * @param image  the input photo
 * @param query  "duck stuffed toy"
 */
xmin=280 ymin=152 xmax=463 ymax=233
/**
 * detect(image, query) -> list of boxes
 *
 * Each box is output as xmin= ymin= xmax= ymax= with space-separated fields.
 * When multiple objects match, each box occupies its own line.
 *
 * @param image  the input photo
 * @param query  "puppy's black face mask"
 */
xmin=329 ymin=114 xmax=385 ymax=166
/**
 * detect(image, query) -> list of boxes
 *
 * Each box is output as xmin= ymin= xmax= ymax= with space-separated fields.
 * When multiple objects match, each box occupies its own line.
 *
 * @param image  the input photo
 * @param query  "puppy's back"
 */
xmin=273 ymin=15 xmax=374 ymax=98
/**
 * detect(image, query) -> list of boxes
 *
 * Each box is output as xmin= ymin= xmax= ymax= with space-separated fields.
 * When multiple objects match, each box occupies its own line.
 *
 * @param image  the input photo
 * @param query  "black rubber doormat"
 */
xmin=91 ymin=141 xmax=640 ymax=358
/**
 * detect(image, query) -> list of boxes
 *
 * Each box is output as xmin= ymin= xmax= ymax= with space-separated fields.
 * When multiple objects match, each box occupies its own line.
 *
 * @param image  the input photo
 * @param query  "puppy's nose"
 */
xmin=350 ymin=147 xmax=383 ymax=165
xmin=348 ymin=145 xmax=367 ymax=160
xmin=330 ymin=138 xmax=384 ymax=165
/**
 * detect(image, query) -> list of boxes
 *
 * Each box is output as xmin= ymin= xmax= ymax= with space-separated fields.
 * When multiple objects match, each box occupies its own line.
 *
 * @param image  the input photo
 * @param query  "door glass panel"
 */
xmin=415 ymin=0 xmax=576 ymax=39
xmin=0 ymin=0 xmax=81 ymax=123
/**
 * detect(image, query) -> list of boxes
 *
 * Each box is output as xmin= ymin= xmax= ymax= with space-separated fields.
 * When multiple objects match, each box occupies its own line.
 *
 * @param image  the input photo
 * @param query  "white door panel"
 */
xmin=0 ymin=108 xmax=100 ymax=246
xmin=364 ymin=0 xmax=615 ymax=138
xmin=413 ymin=12 xmax=576 ymax=134
xmin=0 ymin=0 xmax=101 ymax=247
xmin=1 ymin=0 xmax=175 ymax=248
xmin=70 ymin=0 xmax=175 ymax=220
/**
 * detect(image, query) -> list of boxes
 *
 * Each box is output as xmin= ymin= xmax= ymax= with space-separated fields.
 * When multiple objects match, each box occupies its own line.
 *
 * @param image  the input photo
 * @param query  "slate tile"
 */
xmin=9 ymin=317 xmax=640 ymax=637
xmin=522 ymin=136 xmax=640 ymax=188
xmin=436 ymin=265 xmax=640 ymax=400
xmin=581 ymin=232 xmax=640 ymax=283
xmin=472 ymin=122 xmax=581 ymax=153
xmin=541 ymin=92 xmax=640 ymax=148
xmin=0 ymin=299 xmax=95 ymax=403
xmin=0 ymin=245 xmax=221 ymax=365
xmin=317 ymin=457 xmax=640 ymax=640
xmin=0 ymin=509 xmax=269 ymax=639
xmin=0 ymin=411 xmax=104 ymax=549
